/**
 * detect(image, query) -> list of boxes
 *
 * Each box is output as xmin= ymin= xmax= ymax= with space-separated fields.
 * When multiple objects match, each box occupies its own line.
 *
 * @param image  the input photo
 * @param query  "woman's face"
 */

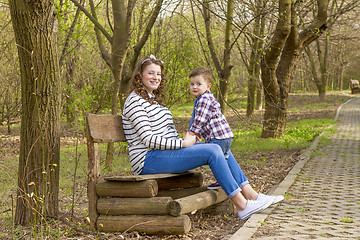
xmin=141 ymin=63 xmax=162 ymax=94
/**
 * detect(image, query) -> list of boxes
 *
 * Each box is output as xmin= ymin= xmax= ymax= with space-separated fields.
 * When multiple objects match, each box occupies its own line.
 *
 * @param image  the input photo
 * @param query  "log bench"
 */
xmin=85 ymin=113 xmax=232 ymax=235
xmin=350 ymin=79 xmax=360 ymax=94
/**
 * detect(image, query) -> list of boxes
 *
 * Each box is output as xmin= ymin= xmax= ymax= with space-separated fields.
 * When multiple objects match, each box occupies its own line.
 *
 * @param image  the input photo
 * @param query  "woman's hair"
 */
xmin=130 ymin=56 xmax=166 ymax=105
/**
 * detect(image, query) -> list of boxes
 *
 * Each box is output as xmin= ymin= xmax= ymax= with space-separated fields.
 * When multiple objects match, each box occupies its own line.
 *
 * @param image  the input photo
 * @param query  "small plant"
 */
xmin=324 ymin=222 xmax=337 ymax=225
xmin=340 ymin=217 xmax=354 ymax=223
xmin=284 ymin=193 xmax=293 ymax=199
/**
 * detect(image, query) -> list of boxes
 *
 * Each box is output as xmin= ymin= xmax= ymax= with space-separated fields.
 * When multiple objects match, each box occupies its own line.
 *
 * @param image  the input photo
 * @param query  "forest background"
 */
xmin=1 ymin=0 xmax=360 ymax=239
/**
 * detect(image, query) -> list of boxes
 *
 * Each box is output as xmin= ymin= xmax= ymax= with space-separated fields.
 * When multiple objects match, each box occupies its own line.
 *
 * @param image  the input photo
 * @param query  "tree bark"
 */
xmin=203 ymin=0 xmax=234 ymax=115
xmin=246 ymin=1 xmax=266 ymax=116
xmin=9 ymin=0 xmax=61 ymax=225
xmin=260 ymin=0 xmax=292 ymax=138
xmin=261 ymin=0 xmax=329 ymax=138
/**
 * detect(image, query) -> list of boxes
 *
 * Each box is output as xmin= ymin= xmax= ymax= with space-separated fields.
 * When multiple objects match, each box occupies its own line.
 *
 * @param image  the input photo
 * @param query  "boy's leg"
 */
xmin=226 ymin=150 xmax=249 ymax=187
xmin=209 ymin=138 xmax=232 ymax=160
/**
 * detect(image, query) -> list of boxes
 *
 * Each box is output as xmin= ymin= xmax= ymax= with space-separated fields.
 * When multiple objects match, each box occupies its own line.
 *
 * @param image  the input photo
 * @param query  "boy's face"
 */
xmin=190 ymin=75 xmax=211 ymax=97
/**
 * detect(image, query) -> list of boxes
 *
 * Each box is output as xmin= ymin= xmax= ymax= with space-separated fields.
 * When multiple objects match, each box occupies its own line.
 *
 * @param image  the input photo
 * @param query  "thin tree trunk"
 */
xmin=203 ymin=0 xmax=234 ymax=115
xmin=247 ymin=2 xmax=265 ymax=116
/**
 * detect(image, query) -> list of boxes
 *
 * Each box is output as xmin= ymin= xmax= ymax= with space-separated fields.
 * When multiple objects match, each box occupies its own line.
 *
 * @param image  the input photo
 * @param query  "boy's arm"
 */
xmin=189 ymin=97 xmax=213 ymax=134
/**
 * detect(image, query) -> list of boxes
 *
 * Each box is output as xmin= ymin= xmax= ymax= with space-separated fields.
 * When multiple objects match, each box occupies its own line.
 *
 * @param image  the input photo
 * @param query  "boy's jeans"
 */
xmin=209 ymin=138 xmax=232 ymax=160
xmin=142 ymin=143 xmax=248 ymax=198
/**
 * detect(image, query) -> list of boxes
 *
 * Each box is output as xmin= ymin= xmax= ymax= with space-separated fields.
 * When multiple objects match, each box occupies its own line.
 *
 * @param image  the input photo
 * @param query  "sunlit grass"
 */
xmin=231 ymin=118 xmax=337 ymax=155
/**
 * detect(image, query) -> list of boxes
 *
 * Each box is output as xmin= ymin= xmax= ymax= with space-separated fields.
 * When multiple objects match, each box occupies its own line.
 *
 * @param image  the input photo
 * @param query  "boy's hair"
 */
xmin=189 ymin=67 xmax=212 ymax=84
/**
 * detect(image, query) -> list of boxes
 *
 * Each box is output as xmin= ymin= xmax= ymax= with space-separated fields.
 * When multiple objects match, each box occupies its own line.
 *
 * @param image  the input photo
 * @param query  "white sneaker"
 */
xmin=257 ymin=193 xmax=284 ymax=205
xmin=237 ymin=198 xmax=274 ymax=220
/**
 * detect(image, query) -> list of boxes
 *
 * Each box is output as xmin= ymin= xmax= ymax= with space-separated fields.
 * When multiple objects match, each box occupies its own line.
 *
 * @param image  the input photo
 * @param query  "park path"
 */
xmin=229 ymin=97 xmax=360 ymax=240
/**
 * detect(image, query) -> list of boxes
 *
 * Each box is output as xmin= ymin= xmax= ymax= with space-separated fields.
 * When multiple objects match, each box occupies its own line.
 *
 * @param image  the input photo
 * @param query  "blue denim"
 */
xmin=141 ymin=143 xmax=249 ymax=198
xmin=209 ymin=138 xmax=232 ymax=160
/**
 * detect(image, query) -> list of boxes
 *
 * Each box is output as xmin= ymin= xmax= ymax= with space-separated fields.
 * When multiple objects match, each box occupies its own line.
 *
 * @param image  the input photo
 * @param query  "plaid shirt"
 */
xmin=189 ymin=90 xmax=234 ymax=142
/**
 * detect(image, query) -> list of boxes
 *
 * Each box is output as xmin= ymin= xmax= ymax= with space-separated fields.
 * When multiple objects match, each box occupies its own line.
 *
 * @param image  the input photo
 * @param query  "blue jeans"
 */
xmin=209 ymin=138 xmax=232 ymax=160
xmin=141 ymin=143 xmax=249 ymax=198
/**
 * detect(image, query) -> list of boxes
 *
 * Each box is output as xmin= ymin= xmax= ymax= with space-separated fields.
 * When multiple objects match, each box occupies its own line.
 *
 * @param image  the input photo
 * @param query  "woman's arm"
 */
xmin=123 ymin=97 xmax=184 ymax=150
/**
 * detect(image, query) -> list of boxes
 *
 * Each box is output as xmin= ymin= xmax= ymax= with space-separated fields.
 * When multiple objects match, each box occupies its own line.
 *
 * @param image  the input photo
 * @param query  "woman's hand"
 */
xmin=182 ymin=132 xmax=196 ymax=147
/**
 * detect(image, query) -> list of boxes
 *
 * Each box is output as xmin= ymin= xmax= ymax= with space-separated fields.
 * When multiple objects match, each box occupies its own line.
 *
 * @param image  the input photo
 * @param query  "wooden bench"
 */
xmin=85 ymin=113 xmax=232 ymax=235
xmin=350 ymin=79 xmax=360 ymax=94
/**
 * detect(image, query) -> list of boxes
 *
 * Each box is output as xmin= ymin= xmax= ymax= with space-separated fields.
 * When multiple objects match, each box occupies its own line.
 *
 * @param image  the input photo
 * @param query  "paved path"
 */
xmin=229 ymin=97 xmax=360 ymax=240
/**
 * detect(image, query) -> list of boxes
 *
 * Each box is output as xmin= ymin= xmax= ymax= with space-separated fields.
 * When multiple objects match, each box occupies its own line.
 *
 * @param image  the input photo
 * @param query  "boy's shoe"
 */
xmin=207 ymin=182 xmax=221 ymax=190
xmin=257 ymin=193 xmax=284 ymax=205
xmin=237 ymin=198 xmax=274 ymax=220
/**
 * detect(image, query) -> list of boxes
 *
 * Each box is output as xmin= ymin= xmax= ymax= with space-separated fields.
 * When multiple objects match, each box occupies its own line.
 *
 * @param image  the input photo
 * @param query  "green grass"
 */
xmin=230 ymin=118 xmax=337 ymax=155
xmin=59 ymin=141 xmax=131 ymax=196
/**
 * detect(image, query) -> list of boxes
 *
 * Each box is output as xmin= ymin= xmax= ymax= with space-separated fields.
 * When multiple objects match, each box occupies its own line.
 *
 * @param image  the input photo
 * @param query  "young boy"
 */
xmin=187 ymin=68 xmax=234 ymax=189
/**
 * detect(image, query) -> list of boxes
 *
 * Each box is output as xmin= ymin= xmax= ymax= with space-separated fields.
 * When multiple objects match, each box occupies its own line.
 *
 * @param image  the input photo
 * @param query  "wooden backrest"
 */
xmin=86 ymin=113 xmax=127 ymax=230
xmin=86 ymin=113 xmax=126 ymax=143
xmin=350 ymin=79 xmax=359 ymax=88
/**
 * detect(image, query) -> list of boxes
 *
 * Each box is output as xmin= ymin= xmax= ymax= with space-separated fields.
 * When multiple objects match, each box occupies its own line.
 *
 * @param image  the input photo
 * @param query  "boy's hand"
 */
xmin=187 ymin=131 xmax=202 ymax=143
xmin=182 ymin=132 xmax=196 ymax=147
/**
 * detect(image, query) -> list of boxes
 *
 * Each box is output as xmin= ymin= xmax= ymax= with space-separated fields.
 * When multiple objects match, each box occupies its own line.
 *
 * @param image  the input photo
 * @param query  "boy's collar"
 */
xmin=197 ymin=90 xmax=211 ymax=97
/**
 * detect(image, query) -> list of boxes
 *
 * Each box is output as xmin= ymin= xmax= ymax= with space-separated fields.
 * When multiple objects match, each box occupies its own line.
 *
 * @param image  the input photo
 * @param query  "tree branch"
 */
xmin=125 ymin=0 xmax=164 ymax=81
xmin=203 ymin=0 xmax=222 ymax=74
xmin=69 ymin=0 xmax=112 ymax=42
xmin=298 ymin=0 xmax=329 ymax=49
xmin=89 ymin=0 xmax=111 ymax=68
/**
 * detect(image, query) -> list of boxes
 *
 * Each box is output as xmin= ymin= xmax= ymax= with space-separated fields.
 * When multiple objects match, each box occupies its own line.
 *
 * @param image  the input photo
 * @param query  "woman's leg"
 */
xmin=142 ymin=143 xmax=241 ymax=198
xmin=142 ymin=143 xmax=274 ymax=219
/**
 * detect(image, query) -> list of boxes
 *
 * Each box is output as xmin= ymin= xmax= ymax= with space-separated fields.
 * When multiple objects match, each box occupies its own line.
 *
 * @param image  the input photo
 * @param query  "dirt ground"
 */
xmin=0 ymin=93 xmax=354 ymax=240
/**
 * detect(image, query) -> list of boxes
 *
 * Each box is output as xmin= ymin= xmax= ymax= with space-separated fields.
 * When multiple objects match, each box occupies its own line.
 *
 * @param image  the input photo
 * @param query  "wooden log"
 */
xmin=96 ymin=179 xmax=158 ymax=198
xmin=97 ymin=215 xmax=191 ymax=235
xmin=156 ymin=172 xmax=203 ymax=190
xmin=86 ymin=119 xmax=100 ymax=231
xmin=157 ymin=186 xmax=208 ymax=199
xmin=168 ymin=189 xmax=228 ymax=216
xmin=201 ymin=199 xmax=237 ymax=215
xmin=104 ymin=172 xmax=193 ymax=181
xmin=97 ymin=197 xmax=172 ymax=215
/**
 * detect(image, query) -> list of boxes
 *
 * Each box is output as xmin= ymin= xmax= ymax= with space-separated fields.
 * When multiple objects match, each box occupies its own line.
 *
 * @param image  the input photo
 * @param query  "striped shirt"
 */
xmin=189 ymin=90 xmax=234 ymax=142
xmin=122 ymin=91 xmax=183 ymax=175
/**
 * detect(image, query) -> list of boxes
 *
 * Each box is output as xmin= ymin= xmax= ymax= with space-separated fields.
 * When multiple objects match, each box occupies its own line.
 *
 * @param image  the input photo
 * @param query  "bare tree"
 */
xmin=70 ymin=0 xmax=163 ymax=168
xmin=202 ymin=0 xmax=234 ymax=115
xmin=304 ymin=0 xmax=360 ymax=99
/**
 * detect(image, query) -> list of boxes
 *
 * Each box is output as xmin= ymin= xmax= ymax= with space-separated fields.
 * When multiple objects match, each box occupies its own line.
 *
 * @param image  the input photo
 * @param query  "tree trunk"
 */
xmin=203 ymin=0 xmax=234 ymax=115
xmin=261 ymin=0 xmax=328 ymax=138
xmin=246 ymin=3 xmax=265 ymax=116
xmin=9 ymin=0 xmax=61 ymax=225
xmin=318 ymin=36 xmax=329 ymax=100
xmin=260 ymin=0 xmax=292 ymax=138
